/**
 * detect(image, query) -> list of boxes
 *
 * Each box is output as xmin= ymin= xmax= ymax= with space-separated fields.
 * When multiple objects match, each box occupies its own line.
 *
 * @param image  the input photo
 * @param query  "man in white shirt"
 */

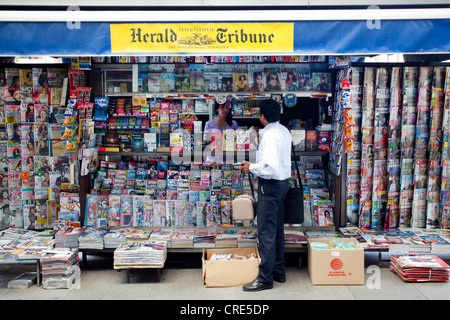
xmin=241 ymin=99 xmax=291 ymax=291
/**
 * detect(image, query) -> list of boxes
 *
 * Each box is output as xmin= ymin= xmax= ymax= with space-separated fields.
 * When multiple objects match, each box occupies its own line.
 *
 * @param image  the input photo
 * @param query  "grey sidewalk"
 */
xmin=0 ymin=252 xmax=449 ymax=300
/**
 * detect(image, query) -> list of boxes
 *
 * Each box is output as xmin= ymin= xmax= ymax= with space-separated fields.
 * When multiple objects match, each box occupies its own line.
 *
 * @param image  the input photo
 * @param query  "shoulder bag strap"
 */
xmin=291 ymin=143 xmax=303 ymax=189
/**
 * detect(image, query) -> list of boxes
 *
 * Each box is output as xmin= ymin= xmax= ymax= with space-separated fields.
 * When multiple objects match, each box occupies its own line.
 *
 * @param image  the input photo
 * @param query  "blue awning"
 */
xmin=0 ymin=17 xmax=449 ymax=56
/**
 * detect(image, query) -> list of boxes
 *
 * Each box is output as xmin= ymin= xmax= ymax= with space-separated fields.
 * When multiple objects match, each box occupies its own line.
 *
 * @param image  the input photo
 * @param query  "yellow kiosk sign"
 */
xmin=110 ymin=23 xmax=293 ymax=53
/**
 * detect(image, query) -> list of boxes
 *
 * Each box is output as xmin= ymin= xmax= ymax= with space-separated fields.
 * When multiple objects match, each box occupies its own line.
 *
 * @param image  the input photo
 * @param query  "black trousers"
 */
xmin=256 ymin=177 xmax=290 ymax=285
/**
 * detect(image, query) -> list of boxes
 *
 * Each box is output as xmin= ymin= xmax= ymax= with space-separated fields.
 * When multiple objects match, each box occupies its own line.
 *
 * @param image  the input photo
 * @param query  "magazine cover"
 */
xmin=142 ymin=197 xmax=154 ymax=227
xmin=34 ymin=104 xmax=49 ymax=123
xmin=107 ymin=195 xmax=121 ymax=227
xmin=175 ymin=72 xmax=190 ymax=92
xmin=5 ymin=104 xmax=20 ymax=124
xmin=312 ymin=72 xmax=331 ymax=92
xmin=132 ymin=195 xmax=145 ymax=227
xmin=280 ymin=66 xmax=299 ymax=91
xmin=160 ymin=72 xmax=175 ymax=92
xmin=60 ymin=192 xmax=80 ymax=217
xmin=316 ymin=205 xmax=334 ymax=226
xmin=220 ymin=200 xmax=232 ymax=226
xmin=291 ymin=130 xmax=305 ymax=152
xmin=22 ymin=200 xmax=35 ymax=229
xmin=189 ymin=64 xmax=204 ymax=92
xmin=205 ymin=202 xmax=221 ymax=227
xmin=218 ymin=72 xmax=233 ymax=92
xmin=203 ymin=72 xmax=219 ymax=92
xmin=152 ymin=200 xmax=166 ymax=227
xmin=148 ymin=73 xmax=161 ymax=93
xmin=264 ymin=68 xmax=281 ymax=92
xmin=233 ymin=72 xmax=249 ymax=92
xmin=174 ymin=200 xmax=186 ymax=226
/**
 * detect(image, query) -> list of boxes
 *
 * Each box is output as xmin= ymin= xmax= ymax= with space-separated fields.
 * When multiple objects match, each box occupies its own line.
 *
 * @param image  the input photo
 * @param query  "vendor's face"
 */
xmin=217 ymin=104 xmax=229 ymax=118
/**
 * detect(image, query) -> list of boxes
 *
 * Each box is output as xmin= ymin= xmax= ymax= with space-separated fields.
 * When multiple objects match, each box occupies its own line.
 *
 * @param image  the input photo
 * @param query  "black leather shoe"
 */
xmin=243 ymin=279 xmax=273 ymax=292
xmin=273 ymin=276 xmax=286 ymax=283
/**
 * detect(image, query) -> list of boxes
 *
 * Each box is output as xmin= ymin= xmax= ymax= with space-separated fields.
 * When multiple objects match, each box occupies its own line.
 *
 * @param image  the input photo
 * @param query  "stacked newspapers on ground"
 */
xmin=113 ymin=239 xmax=167 ymax=270
xmin=41 ymin=248 xmax=80 ymax=289
xmin=390 ymin=254 xmax=450 ymax=282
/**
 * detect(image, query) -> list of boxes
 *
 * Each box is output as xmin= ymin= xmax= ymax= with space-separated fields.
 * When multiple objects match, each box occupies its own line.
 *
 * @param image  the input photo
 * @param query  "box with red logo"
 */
xmin=307 ymin=238 xmax=364 ymax=285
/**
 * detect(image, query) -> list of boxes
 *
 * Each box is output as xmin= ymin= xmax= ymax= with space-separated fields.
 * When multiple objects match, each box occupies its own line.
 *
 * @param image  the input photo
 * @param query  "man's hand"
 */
xmin=240 ymin=161 xmax=251 ymax=174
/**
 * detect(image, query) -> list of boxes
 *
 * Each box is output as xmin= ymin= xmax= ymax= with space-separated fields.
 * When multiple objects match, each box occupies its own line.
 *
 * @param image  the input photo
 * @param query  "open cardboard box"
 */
xmin=202 ymin=248 xmax=260 ymax=287
xmin=308 ymin=238 xmax=364 ymax=285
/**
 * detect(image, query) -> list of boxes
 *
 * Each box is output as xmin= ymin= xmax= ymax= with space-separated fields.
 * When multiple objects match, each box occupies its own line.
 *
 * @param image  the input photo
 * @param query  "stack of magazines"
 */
xmin=103 ymin=228 xmax=131 ymax=248
xmin=113 ymin=239 xmax=167 ymax=269
xmin=237 ymin=230 xmax=257 ymax=248
xmin=215 ymin=229 xmax=239 ymax=248
xmin=170 ymin=229 xmax=195 ymax=248
xmin=41 ymin=248 xmax=80 ymax=289
xmin=193 ymin=230 xmax=216 ymax=248
xmin=55 ymin=226 xmax=83 ymax=248
xmin=78 ymin=227 xmax=107 ymax=250
xmin=284 ymin=230 xmax=308 ymax=245
xmin=390 ymin=254 xmax=450 ymax=282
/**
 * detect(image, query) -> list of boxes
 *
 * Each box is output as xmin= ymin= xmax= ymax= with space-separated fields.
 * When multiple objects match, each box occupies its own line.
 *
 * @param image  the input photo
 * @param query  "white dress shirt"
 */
xmin=249 ymin=121 xmax=292 ymax=180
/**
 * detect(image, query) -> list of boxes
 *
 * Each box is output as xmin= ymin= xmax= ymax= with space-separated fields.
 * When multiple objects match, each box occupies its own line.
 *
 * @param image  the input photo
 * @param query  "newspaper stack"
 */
xmin=55 ymin=226 xmax=83 ymax=248
xmin=113 ymin=239 xmax=167 ymax=269
xmin=390 ymin=254 xmax=450 ymax=282
xmin=7 ymin=272 xmax=37 ymax=289
xmin=103 ymin=228 xmax=132 ymax=249
xmin=41 ymin=248 xmax=80 ymax=289
xmin=193 ymin=230 xmax=216 ymax=248
xmin=78 ymin=227 xmax=107 ymax=250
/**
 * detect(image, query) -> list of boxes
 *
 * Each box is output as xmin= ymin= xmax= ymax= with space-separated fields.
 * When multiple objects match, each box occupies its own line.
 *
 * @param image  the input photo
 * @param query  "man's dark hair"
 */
xmin=259 ymin=99 xmax=281 ymax=123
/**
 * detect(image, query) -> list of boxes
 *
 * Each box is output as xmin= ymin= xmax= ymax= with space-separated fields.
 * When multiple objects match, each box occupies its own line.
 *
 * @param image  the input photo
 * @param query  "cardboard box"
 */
xmin=202 ymin=248 xmax=260 ymax=287
xmin=308 ymin=238 xmax=364 ymax=285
